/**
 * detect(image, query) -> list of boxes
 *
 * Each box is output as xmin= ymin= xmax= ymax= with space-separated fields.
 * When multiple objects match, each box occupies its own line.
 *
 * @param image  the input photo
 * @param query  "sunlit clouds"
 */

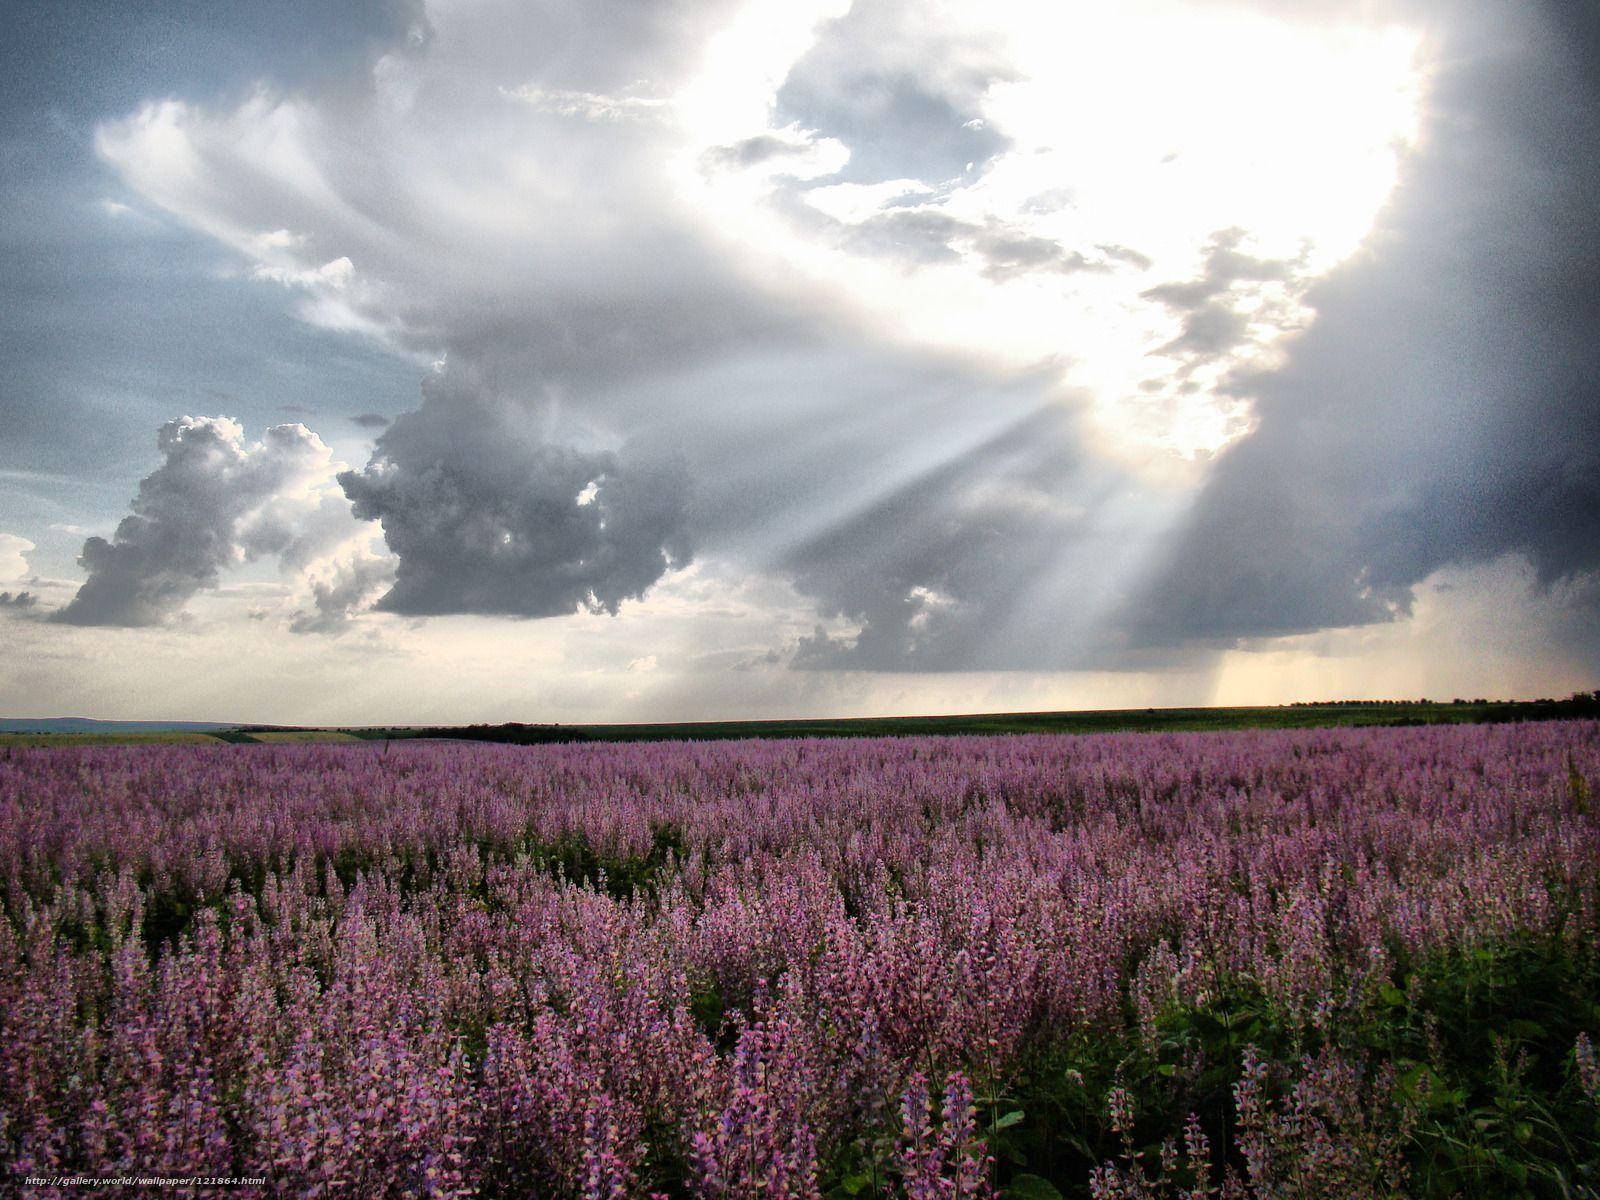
xmin=681 ymin=0 xmax=1425 ymax=465
xmin=3 ymin=0 xmax=1597 ymax=721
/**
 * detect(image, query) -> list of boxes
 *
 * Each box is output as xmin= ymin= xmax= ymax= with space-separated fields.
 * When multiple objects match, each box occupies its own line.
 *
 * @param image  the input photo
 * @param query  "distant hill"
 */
xmin=0 ymin=717 xmax=237 ymax=734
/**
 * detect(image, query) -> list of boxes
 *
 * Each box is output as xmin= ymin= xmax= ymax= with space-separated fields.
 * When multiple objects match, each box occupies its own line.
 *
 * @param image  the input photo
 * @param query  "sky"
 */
xmin=1 ymin=0 xmax=1597 ymax=724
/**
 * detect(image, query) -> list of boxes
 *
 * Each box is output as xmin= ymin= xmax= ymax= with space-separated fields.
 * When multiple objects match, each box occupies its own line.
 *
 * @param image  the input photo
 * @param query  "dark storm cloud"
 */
xmin=1129 ymin=0 xmax=1600 ymax=645
xmin=351 ymin=412 xmax=391 ymax=429
xmin=0 ymin=592 xmax=38 ymax=610
xmin=54 ymin=418 xmax=337 ymax=626
xmin=338 ymin=373 xmax=693 ymax=618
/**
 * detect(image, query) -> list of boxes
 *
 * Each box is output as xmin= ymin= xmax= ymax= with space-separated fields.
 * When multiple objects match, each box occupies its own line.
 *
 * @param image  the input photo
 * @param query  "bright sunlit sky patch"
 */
xmin=681 ymin=1 xmax=1425 ymax=464
xmin=1 ymin=0 xmax=1596 ymax=722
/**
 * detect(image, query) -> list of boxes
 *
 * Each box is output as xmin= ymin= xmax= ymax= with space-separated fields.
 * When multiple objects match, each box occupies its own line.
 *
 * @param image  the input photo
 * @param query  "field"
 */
xmin=3 ymin=723 xmax=1598 ymax=1198
xmin=0 ymin=732 xmax=226 ymax=748
xmin=232 ymin=732 xmax=364 ymax=745
xmin=5 ymin=693 xmax=1599 ymax=750
xmin=378 ymin=694 xmax=1600 ymax=744
xmin=0 ymin=732 xmax=359 ymax=749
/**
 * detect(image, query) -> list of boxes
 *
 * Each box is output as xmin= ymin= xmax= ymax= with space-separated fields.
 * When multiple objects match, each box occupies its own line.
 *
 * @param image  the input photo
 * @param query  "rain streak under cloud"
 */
xmin=1 ymin=0 xmax=1597 ymax=722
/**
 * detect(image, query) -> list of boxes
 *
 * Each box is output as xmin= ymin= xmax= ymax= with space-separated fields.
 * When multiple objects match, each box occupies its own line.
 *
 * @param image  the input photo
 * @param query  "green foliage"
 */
xmin=1002 ymin=1173 xmax=1067 ymax=1200
xmin=1358 ymin=937 xmax=1600 ymax=1198
xmin=822 ymin=1130 xmax=898 ymax=1200
xmin=524 ymin=822 xmax=686 ymax=900
xmin=688 ymin=978 xmax=732 ymax=1047
xmin=139 ymin=874 xmax=201 ymax=956
xmin=961 ymin=936 xmax=1600 ymax=1200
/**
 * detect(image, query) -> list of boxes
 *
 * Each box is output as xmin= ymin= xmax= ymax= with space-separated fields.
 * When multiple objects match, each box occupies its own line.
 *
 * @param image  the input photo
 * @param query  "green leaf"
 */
xmin=1379 ymin=982 xmax=1407 ymax=1007
xmin=1396 ymin=1062 xmax=1430 ymax=1096
xmin=1002 ymin=1174 xmax=1066 ymax=1200
xmin=990 ymin=1109 xmax=1026 ymax=1132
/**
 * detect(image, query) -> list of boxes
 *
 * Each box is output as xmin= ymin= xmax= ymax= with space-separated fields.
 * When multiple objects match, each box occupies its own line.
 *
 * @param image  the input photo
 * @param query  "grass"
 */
xmin=378 ymin=694 xmax=1600 ymax=746
xmin=5 ymin=694 xmax=1596 ymax=748
xmin=0 ymin=731 xmax=224 ymax=747
xmin=0 ymin=730 xmax=360 ymax=747
xmin=239 ymin=730 xmax=362 ymax=743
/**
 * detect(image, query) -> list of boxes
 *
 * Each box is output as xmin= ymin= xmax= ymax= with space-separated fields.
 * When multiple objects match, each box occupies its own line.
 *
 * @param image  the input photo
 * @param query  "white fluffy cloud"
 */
xmin=0 ymin=533 xmax=34 ymax=581
xmin=286 ymin=541 xmax=396 ymax=634
xmin=54 ymin=417 xmax=365 ymax=626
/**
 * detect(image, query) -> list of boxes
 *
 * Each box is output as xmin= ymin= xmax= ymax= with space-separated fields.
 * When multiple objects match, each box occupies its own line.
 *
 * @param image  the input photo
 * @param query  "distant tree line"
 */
xmin=1292 ymin=692 xmax=1600 ymax=711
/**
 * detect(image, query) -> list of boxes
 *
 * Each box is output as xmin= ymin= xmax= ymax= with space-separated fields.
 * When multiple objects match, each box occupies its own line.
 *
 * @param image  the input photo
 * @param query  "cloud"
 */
xmin=76 ymin=0 xmax=1592 ymax=691
xmin=0 ymin=591 xmax=38 ymax=611
xmin=287 ymin=545 xmax=396 ymax=634
xmin=53 ymin=417 xmax=352 ymax=626
xmin=251 ymin=255 xmax=355 ymax=289
xmin=499 ymin=83 xmax=671 ymax=123
xmin=972 ymin=232 xmax=1093 ymax=281
xmin=1098 ymin=244 xmax=1153 ymax=271
xmin=89 ymin=1 xmax=821 ymax=398
xmin=81 ymin=0 xmax=843 ymax=629
xmin=1140 ymin=227 xmax=1293 ymax=313
xmin=839 ymin=207 xmax=969 ymax=263
xmin=780 ymin=405 xmax=1161 ymax=671
xmin=337 ymin=372 xmax=693 ymax=618
xmin=1128 ymin=0 xmax=1600 ymax=644
xmin=702 ymin=126 xmax=850 ymax=179
xmin=1139 ymin=227 xmax=1299 ymax=371
xmin=0 ymin=533 xmax=34 ymax=580
xmin=773 ymin=0 xmax=1015 ymax=187
xmin=835 ymin=207 xmax=1124 ymax=279
xmin=350 ymin=412 xmax=391 ymax=429
xmin=77 ymin=0 xmax=1417 ymax=666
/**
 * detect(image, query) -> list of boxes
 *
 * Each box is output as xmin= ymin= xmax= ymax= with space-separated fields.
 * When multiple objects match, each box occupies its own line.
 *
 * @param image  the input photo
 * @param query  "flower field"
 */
xmin=3 ymin=722 xmax=1599 ymax=1198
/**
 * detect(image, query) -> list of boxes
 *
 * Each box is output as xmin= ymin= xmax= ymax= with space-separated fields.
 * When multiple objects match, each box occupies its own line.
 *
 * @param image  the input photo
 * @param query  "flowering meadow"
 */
xmin=3 ymin=722 xmax=1599 ymax=1199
